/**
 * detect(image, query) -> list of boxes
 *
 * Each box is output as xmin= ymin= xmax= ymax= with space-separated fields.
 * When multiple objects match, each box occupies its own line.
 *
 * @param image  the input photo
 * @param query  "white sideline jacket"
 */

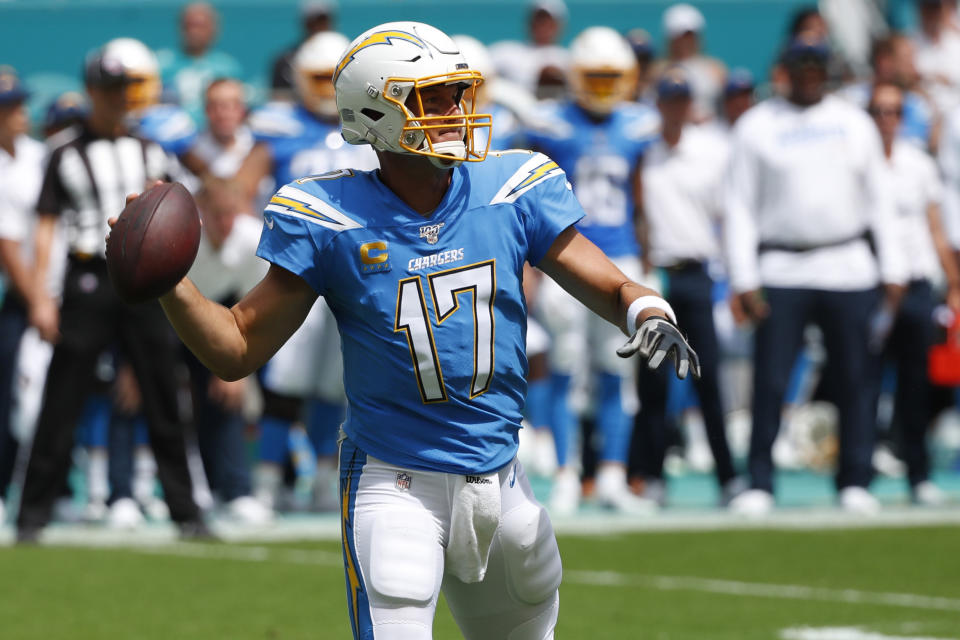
xmin=723 ymin=95 xmax=907 ymax=293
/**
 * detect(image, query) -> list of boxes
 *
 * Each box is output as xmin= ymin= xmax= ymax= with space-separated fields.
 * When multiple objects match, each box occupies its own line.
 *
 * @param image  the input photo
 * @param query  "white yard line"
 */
xmin=116 ymin=543 xmax=960 ymax=615
xmin=780 ymin=626 xmax=960 ymax=640
xmin=565 ymin=570 xmax=960 ymax=613
xmin=130 ymin=543 xmax=343 ymax=567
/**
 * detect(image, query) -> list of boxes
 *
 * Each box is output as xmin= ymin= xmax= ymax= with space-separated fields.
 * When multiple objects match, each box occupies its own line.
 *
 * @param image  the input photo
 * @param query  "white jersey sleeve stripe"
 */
xmin=490 ymin=153 xmax=566 ymax=205
xmin=267 ymin=184 xmax=363 ymax=231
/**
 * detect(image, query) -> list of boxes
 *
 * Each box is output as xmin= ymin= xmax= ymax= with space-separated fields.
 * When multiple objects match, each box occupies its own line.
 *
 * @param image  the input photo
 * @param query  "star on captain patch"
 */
xmin=419 ymin=222 xmax=444 ymax=245
xmin=396 ymin=472 xmax=412 ymax=491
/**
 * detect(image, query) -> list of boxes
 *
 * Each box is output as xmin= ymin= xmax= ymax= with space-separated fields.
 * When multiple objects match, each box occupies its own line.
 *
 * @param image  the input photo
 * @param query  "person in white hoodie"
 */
xmin=724 ymin=36 xmax=907 ymax=516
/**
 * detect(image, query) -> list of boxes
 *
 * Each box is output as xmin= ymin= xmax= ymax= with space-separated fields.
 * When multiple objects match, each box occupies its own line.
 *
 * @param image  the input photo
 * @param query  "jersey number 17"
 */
xmin=394 ymin=261 xmax=496 ymax=403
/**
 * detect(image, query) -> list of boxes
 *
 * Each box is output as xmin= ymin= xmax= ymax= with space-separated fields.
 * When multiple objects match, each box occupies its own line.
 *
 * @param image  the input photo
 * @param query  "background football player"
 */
xmin=523 ymin=26 xmax=661 ymax=514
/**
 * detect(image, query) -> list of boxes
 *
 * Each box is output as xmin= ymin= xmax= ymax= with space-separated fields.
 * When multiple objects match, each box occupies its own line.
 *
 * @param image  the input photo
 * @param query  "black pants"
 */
xmin=630 ymin=264 xmax=736 ymax=486
xmin=750 ymin=286 xmax=877 ymax=493
xmin=869 ymin=280 xmax=936 ymax=487
xmin=186 ymin=348 xmax=252 ymax=502
xmin=17 ymin=258 xmax=199 ymax=530
xmin=0 ymin=295 xmax=27 ymax=500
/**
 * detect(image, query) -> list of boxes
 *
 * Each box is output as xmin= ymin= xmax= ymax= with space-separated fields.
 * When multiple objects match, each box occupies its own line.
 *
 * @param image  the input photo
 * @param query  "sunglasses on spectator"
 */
xmin=868 ymin=105 xmax=903 ymax=118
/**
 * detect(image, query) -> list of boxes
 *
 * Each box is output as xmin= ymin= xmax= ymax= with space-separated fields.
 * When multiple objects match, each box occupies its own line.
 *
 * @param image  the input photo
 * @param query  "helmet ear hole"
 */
xmin=361 ymin=108 xmax=385 ymax=122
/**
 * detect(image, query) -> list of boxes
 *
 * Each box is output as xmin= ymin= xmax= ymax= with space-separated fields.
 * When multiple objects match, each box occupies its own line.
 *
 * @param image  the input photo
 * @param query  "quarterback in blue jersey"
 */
xmin=235 ymin=31 xmax=379 ymax=513
xmin=138 ymin=21 xmax=697 ymax=640
xmin=522 ymin=27 xmax=660 ymax=515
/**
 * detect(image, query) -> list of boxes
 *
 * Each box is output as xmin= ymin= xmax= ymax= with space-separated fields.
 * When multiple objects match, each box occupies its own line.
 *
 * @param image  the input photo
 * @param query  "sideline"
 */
xmin=4 ymin=505 xmax=960 ymax=546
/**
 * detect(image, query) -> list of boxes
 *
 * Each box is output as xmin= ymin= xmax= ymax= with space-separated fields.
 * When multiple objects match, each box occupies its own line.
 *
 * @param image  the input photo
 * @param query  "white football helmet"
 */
xmin=93 ymin=38 xmax=161 ymax=112
xmin=568 ymin=27 xmax=637 ymax=116
xmin=451 ymin=34 xmax=494 ymax=110
xmin=293 ymin=31 xmax=350 ymax=118
xmin=334 ymin=21 xmax=491 ymax=167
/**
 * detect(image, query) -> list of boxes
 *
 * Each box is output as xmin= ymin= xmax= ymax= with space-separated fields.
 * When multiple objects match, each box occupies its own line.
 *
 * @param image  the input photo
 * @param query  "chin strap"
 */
xmin=427 ymin=140 xmax=467 ymax=168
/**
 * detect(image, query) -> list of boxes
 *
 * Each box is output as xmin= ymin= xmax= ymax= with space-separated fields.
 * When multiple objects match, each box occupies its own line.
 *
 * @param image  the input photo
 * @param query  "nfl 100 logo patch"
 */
xmin=419 ymin=222 xmax=444 ymax=245
xmin=395 ymin=472 xmax=413 ymax=491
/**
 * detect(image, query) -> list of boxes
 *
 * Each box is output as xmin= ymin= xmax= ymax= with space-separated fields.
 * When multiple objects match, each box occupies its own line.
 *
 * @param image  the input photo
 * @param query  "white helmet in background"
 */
xmin=568 ymin=26 xmax=637 ymax=116
xmin=451 ymin=34 xmax=494 ymax=80
xmin=451 ymin=34 xmax=494 ymax=110
xmin=87 ymin=37 xmax=161 ymax=112
xmin=334 ymin=21 xmax=491 ymax=167
xmin=293 ymin=31 xmax=350 ymax=118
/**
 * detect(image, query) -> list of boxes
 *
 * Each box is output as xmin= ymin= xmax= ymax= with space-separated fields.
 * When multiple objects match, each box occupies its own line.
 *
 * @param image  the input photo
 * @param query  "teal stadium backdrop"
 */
xmin=0 ymin=0 xmax=812 ymax=122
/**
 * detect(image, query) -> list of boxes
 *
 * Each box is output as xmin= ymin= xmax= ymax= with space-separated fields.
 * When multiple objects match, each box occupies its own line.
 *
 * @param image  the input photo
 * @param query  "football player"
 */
xmin=233 ymin=31 xmax=378 ymax=512
xmin=522 ymin=26 xmax=661 ymax=514
xmin=135 ymin=21 xmax=697 ymax=639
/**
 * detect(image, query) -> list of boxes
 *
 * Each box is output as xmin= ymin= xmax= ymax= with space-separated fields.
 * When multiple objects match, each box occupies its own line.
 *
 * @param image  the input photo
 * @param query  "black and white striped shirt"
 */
xmin=36 ymin=122 xmax=171 ymax=258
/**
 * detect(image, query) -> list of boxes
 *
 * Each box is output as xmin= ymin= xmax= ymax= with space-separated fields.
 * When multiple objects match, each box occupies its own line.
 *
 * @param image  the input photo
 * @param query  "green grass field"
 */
xmin=2 ymin=525 xmax=959 ymax=639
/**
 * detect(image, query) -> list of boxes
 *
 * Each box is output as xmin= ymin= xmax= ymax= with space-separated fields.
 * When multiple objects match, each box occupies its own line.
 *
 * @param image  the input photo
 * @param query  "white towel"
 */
xmin=445 ymin=472 xmax=501 ymax=583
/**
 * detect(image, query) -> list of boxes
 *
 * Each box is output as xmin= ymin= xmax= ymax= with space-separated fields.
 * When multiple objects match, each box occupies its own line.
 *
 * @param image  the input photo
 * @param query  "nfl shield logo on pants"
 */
xmin=396 ymin=472 xmax=412 ymax=491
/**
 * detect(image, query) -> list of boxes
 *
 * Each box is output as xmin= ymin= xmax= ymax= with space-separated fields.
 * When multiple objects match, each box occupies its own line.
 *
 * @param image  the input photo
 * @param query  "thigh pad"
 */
xmin=498 ymin=501 xmax=562 ymax=605
xmin=368 ymin=508 xmax=441 ymax=606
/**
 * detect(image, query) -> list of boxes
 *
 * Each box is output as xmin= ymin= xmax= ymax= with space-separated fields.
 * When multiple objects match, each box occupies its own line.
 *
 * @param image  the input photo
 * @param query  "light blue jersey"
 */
xmin=256 ymin=151 xmax=583 ymax=474
xmin=249 ymin=102 xmax=378 ymax=186
xmin=524 ymin=101 xmax=658 ymax=258
xmin=137 ymin=104 xmax=197 ymax=156
xmin=483 ymin=103 xmax=523 ymax=151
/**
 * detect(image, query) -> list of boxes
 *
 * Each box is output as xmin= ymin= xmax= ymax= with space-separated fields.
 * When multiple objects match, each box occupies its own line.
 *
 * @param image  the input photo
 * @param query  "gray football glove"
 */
xmin=616 ymin=316 xmax=701 ymax=380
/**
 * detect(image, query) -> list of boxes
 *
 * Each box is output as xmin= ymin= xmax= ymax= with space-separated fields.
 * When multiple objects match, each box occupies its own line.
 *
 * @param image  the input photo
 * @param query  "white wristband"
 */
xmin=626 ymin=296 xmax=677 ymax=331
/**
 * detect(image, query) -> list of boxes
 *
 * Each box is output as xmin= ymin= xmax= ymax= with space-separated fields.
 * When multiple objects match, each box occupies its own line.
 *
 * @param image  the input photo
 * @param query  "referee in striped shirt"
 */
xmin=16 ymin=43 xmax=205 ymax=542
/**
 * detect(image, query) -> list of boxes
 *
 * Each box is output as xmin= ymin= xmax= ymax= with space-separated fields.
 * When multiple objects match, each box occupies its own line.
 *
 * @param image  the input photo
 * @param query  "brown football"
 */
xmin=106 ymin=182 xmax=201 ymax=303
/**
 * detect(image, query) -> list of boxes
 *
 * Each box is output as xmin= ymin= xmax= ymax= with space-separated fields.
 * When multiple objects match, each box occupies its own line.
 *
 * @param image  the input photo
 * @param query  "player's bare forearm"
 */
xmin=539 ymin=226 xmax=665 ymax=334
xmin=160 ymin=264 xmax=317 ymax=380
xmin=160 ymin=277 xmax=251 ymax=380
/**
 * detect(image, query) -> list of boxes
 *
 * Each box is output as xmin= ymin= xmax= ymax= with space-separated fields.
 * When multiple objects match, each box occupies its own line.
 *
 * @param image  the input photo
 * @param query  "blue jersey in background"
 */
xmin=249 ymin=102 xmax=378 ymax=186
xmin=136 ymin=103 xmax=197 ymax=156
xmin=523 ymin=100 xmax=657 ymax=259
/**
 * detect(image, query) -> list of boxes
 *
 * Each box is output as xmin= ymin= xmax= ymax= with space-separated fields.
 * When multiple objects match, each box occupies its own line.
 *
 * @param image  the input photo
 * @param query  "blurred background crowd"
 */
xmin=2 ymin=0 xmax=960 ymax=538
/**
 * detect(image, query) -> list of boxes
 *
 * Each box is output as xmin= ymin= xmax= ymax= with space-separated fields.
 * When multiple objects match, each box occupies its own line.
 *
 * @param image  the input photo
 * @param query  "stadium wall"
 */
xmin=1 ymin=0 xmax=812 ymax=117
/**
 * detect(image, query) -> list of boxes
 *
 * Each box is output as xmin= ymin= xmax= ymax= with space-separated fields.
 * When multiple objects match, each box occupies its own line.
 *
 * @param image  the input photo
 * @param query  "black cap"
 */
xmin=627 ymin=28 xmax=654 ymax=58
xmin=657 ymin=67 xmax=692 ymax=99
xmin=84 ymin=48 xmax=132 ymax=87
xmin=44 ymin=92 xmax=88 ymax=130
xmin=0 ymin=66 xmax=30 ymax=105
xmin=782 ymin=35 xmax=830 ymax=66
xmin=724 ymin=68 xmax=754 ymax=95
